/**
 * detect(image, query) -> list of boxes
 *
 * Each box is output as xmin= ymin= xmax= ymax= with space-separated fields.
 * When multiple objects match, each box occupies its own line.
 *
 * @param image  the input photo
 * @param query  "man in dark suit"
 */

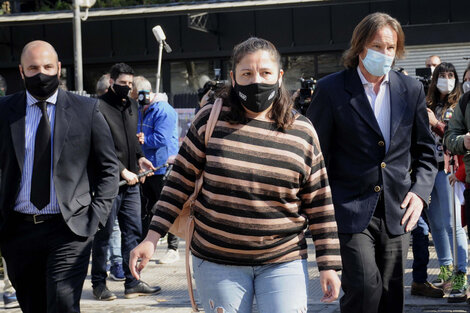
xmin=306 ymin=13 xmax=437 ymax=313
xmin=0 ymin=40 xmax=119 ymax=313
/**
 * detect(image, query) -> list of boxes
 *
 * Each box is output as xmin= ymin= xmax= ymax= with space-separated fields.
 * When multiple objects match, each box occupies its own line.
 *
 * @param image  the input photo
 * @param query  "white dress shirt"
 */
xmin=357 ymin=66 xmax=391 ymax=152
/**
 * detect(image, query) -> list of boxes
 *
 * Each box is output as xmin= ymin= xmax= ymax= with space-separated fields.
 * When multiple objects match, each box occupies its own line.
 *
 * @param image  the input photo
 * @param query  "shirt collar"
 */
xmin=356 ymin=66 xmax=390 ymax=87
xmin=26 ymin=89 xmax=59 ymax=107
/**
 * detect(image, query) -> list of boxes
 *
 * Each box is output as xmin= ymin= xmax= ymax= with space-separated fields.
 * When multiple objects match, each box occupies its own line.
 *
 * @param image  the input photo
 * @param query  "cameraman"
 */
xmin=197 ymin=78 xmax=228 ymax=113
xmin=293 ymin=78 xmax=315 ymax=115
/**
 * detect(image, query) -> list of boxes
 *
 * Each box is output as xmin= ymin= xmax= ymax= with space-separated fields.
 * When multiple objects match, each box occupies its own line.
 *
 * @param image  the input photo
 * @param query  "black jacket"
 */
xmin=99 ymin=89 xmax=143 ymax=174
xmin=306 ymin=68 xmax=437 ymax=235
xmin=0 ymin=89 xmax=119 ymax=237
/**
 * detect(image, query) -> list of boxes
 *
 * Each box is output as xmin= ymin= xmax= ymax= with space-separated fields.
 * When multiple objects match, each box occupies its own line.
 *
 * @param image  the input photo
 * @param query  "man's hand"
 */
xmin=137 ymin=132 xmax=145 ymax=145
xmin=138 ymin=157 xmax=156 ymax=183
xmin=319 ymin=270 xmax=341 ymax=303
xmin=400 ymin=192 xmax=424 ymax=232
xmin=121 ymin=168 xmax=139 ymax=185
xmin=463 ymin=132 xmax=470 ymax=150
xmin=129 ymin=231 xmax=161 ymax=280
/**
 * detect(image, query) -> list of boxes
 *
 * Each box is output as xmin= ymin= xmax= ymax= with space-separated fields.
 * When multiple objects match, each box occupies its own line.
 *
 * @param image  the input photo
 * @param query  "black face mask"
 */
xmin=113 ymin=83 xmax=131 ymax=99
xmin=23 ymin=72 xmax=59 ymax=100
xmin=234 ymin=81 xmax=279 ymax=113
xmin=138 ymin=90 xmax=150 ymax=106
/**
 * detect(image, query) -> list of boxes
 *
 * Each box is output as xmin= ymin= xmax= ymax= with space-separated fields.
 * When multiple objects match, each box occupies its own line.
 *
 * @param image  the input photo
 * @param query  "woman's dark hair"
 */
xmin=217 ymin=37 xmax=295 ymax=130
xmin=463 ymin=64 xmax=470 ymax=82
xmin=426 ymin=62 xmax=462 ymax=116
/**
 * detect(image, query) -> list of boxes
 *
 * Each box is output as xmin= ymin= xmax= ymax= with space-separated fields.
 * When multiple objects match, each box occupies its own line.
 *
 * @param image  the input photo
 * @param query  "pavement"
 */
xmin=1 ymin=238 xmax=470 ymax=313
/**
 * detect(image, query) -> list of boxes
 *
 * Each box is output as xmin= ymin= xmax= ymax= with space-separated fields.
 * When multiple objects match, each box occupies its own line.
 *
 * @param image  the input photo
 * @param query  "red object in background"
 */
xmin=454 ymin=155 xmax=467 ymax=227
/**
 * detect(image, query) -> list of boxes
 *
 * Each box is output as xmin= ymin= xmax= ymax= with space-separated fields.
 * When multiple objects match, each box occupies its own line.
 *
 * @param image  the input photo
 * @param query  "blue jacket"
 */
xmin=138 ymin=101 xmax=179 ymax=175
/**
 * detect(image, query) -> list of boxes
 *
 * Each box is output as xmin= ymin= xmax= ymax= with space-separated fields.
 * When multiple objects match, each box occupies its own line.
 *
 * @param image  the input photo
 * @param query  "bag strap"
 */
xmin=186 ymin=98 xmax=223 ymax=312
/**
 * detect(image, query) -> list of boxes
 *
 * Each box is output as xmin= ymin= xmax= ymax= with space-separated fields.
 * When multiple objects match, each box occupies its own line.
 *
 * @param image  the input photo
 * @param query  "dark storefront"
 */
xmin=1 ymin=0 xmax=470 ymax=108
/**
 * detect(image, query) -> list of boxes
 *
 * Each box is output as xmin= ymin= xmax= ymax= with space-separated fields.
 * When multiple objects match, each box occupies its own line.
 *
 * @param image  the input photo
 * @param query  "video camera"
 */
xmin=197 ymin=79 xmax=228 ymax=103
xmin=415 ymin=67 xmax=432 ymax=94
xmin=295 ymin=77 xmax=316 ymax=115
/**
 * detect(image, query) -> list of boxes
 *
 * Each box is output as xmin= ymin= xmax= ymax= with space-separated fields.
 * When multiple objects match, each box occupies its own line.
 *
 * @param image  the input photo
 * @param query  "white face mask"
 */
xmin=463 ymin=81 xmax=470 ymax=93
xmin=436 ymin=78 xmax=455 ymax=94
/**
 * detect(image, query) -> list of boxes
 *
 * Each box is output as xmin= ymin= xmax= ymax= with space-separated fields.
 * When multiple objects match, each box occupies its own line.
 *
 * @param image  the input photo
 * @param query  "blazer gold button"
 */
xmin=378 ymin=141 xmax=385 ymax=147
xmin=374 ymin=186 xmax=381 ymax=192
xmin=381 ymin=162 xmax=386 ymax=168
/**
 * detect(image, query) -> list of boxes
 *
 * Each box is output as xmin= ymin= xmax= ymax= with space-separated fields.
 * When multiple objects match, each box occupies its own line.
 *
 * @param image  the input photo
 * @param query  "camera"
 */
xmin=415 ymin=67 xmax=432 ymax=94
xmin=138 ymin=90 xmax=151 ymax=106
xmin=295 ymin=77 xmax=316 ymax=115
xmin=197 ymin=79 xmax=228 ymax=103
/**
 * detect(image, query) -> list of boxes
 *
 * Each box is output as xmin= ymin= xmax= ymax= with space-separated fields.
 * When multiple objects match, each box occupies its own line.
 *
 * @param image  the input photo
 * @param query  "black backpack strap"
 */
xmin=460 ymin=91 xmax=470 ymax=116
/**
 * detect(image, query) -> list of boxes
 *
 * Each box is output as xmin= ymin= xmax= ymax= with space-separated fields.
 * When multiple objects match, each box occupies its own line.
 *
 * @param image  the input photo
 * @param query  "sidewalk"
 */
xmin=1 ymin=240 xmax=470 ymax=312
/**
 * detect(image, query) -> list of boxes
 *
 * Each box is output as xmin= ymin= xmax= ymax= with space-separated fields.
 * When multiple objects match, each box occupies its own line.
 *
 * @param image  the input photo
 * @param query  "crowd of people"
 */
xmin=2 ymin=10 xmax=470 ymax=313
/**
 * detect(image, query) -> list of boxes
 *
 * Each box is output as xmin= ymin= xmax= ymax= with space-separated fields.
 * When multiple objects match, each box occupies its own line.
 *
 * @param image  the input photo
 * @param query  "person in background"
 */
xmin=425 ymin=55 xmax=441 ymax=74
xmin=0 ymin=74 xmax=20 ymax=309
xmin=91 ymin=63 xmax=160 ymax=301
xmin=131 ymin=37 xmax=342 ymax=313
xmin=133 ymin=76 xmax=180 ymax=264
xmin=462 ymin=64 xmax=470 ymax=94
xmin=95 ymin=72 xmax=125 ymax=281
xmin=426 ymin=62 xmax=468 ymax=302
xmin=307 ymin=13 xmax=437 ymax=313
xmin=410 ymin=56 xmax=444 ymax=299
xmin=96 ymin=73 xmax=110 ymax=97
xmin=0 ymin=74 xmax=6 ymax=96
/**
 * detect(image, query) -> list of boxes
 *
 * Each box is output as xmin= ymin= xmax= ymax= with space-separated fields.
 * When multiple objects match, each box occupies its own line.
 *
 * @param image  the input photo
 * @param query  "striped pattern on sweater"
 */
xmin=151 ymin=103 xmax=341 ymax=271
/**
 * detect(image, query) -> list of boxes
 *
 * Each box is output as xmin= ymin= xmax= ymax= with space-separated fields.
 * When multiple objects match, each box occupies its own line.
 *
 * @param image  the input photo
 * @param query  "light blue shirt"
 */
xmin=14 ymin=90 xmax=61 ymax=215
xmin=357 ymin=66 xmax=391 ymax=152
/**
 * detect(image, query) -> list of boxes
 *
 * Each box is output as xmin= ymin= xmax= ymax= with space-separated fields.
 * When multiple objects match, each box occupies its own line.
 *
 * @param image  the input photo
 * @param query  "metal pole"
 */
xmin=156 ymin=41 xmax=163 ymax=94
xmin=72 ymin=0 xmax=83 ymax=92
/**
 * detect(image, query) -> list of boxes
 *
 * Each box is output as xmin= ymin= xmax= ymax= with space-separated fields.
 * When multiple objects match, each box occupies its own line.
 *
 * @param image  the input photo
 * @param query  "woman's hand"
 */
xmin=129 ymin=231 xmax=161 ymax=280
xmin=319 ymin=269 xmax=341 ymax=303
xmin=427 ymin=108 xmax=438 ymax=127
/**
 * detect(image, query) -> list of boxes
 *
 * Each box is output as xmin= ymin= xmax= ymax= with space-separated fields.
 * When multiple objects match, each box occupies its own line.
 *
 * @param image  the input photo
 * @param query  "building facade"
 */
xmin=1 ymin=0 xmax=469 ymax=107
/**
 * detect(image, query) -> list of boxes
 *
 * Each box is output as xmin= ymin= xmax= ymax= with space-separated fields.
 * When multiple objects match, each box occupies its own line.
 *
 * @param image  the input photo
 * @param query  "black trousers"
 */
xmin=141 ymin=174 xmax=179 ymax=250
xmin=0 ymin=214 xmax=92 ymax=313
xmin=338 ymin=201 xmax=410 ymax=313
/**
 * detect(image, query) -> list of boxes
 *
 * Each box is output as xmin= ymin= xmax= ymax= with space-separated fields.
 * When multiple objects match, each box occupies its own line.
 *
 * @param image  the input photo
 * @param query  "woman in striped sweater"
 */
xmin=130 ymin=37 xmax=341 ymax=312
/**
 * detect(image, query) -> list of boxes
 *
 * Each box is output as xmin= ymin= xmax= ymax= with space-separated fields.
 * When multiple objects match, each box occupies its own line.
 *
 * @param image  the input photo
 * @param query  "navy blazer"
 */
xmin=0 ymin=89 xmax=119 ymax=237
xmin=306 ymin=68 xmax=437 ymax=235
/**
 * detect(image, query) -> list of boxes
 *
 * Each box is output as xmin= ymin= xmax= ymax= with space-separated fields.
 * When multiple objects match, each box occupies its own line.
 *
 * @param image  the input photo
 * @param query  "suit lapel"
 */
xmin=344 ymin=68 xmax=383 ymax=137
xmin=389 ymin=71 xmax=407 ymax=141
xmin=53 ymin=89 xmax=71 ymax=171
xmin=8 ymin=91 xmax=26 ymax=172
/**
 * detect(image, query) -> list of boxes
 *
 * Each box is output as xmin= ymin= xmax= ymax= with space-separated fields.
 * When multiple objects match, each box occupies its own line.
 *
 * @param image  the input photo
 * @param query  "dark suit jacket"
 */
xmin=0 ymin=89 xmax=119 ymax=237
xmin=306 ymin=68 xmax=437 ymax=235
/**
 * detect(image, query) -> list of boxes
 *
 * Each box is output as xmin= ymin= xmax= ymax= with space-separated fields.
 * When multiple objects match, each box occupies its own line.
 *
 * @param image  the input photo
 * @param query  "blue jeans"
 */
xmin=107 ymin=217 xmax=122 ymax=264
xmin=412 ymin=215 xmax=429 ymax=283
xmin=427 ymin=170 xmax=468 ymax=273
xmin=192 ymin=255 xmax=308 ymax=313
xmin=92 ymin=185 xmax=142 ymax=289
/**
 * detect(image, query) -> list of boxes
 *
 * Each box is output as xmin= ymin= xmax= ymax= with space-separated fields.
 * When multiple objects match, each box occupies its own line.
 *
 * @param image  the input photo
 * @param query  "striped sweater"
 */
xmin=151 ymin=103 xmax=341 ymax=271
